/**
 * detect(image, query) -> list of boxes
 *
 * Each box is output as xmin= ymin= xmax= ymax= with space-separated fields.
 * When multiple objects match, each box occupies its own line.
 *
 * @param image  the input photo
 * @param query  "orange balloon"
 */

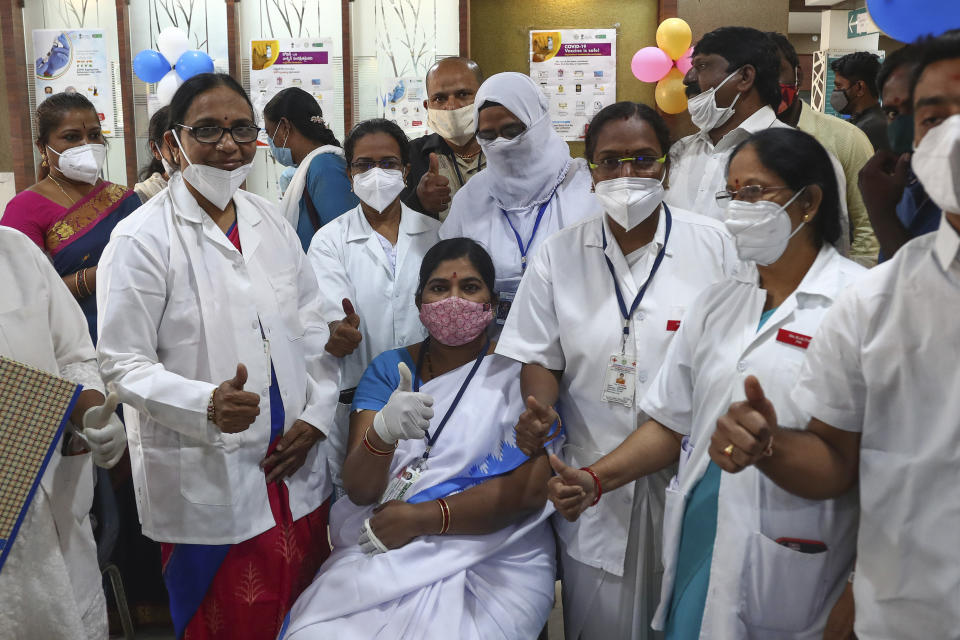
xmin=656 ymin=18 xmax=693 ymax=60
xmin=656 ymin=68 xmax=687 ymax=114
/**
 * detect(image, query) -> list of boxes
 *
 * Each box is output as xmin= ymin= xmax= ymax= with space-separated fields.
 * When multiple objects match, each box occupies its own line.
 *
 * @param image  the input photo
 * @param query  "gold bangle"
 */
xmin=74 ymin=270 xmax=82 ymax=297
xmin=437 ymin=498 xmax=451 ymax=534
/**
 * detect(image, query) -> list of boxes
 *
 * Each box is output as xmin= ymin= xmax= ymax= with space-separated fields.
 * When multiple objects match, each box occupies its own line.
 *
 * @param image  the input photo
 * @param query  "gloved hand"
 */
xmin=372 ymin=362 xmax=434 ymax=445
xmin=76 ymin=392 xmax=127 ymax=469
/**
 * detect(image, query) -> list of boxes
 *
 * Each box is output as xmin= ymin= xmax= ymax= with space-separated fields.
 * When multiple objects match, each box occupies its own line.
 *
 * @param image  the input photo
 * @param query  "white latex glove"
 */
xmin=358 ymin=517 xmax=389 ymax=555
xmin=76 ymin=392 xmax=127 ymax=469
xmin=372 ymin=362 xmax=434 ymax=445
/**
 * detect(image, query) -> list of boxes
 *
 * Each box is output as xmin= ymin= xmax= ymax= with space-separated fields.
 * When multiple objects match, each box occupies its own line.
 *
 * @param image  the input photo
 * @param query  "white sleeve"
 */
xmin=96 ymin=234 xmax=220 ymax=444
xmin=495 ymin=245 xmax=566 ymax=371
xmin=439 ymin=189 xmax=466 ymax=240
xmin=306 ymin=228 xmax=354 ymax=324
xmin=791 ymin=287 xmax=865 ymax=433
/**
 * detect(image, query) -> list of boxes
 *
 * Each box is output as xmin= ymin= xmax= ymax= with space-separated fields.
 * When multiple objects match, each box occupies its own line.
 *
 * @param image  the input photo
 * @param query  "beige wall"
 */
xmin=678 ymin=0 xmax=789 ymax=44
xmin=0 ymin=23 xmax=12 ymax=173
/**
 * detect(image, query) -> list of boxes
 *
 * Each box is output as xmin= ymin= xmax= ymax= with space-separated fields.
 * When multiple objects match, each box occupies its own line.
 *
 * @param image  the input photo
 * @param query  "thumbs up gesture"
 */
xmin=78 ymin=390 xmax=127 ymax=469
xmin=710 ymin=375 xmax=779 ymax=472
xmin=514 ymin=395 xmax=560 ymax=456
xmin=372 ymin=362 xmax=435 ymax=445
xmin=547 ymin=454 xmax=597 ymax=522
xmin=213 ymin=363 xmax=261 ymax=433
xmin=415 ymin=152 xmax=452 ymax=215
xmin=325 ymin=298 xmax=363 ymax=357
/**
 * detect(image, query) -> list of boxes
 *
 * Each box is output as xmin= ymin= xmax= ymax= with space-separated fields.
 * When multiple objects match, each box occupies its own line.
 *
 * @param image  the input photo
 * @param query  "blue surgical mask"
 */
xmin=268 ymin=121 xmax=295 ymax=167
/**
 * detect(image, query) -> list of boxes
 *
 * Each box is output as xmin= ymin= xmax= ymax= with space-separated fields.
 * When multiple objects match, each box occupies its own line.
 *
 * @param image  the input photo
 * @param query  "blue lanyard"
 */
xmin=501 ymin=196 xmax=552 ymax=272
xmin=413 ymin=335 xmax=491 ymax=461
xmin=601 ymin=206 xmax=672 ymax=353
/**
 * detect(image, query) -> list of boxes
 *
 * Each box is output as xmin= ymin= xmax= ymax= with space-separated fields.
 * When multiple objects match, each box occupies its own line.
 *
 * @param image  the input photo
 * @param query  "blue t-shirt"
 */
xmin=294 ymin=153 xmax=360 ymax=251
xmin=879 ymin=175 xmax=941 ymax=263
xmin=352 ymin=347 xmax=418 ymax=413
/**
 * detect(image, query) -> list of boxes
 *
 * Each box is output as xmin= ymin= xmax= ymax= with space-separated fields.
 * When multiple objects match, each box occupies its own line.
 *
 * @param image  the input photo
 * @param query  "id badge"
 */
xmin=495 ymin=277 xmax=521 ymax=326
xmin=601 ymin=354 xmax=637 ymax=407
xmin=379 ymin=463 xmax=423 ymax=504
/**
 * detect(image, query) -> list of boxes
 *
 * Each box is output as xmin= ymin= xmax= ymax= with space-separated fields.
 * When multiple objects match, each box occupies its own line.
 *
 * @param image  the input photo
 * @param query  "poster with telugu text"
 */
xmin=33 ymin=29 xmax=115 ymax=136
xmin=529 ymin=29 xmax=617 ymax=141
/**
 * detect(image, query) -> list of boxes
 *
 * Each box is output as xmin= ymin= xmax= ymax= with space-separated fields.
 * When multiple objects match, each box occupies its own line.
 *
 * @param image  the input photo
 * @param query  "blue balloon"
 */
xmin=175 ymin=50 xmax=215 ymax=81
xmin=133 ymin=49 xmax=171 ymax=83
xmin=866 ymin=0 xmax=960 ymax=43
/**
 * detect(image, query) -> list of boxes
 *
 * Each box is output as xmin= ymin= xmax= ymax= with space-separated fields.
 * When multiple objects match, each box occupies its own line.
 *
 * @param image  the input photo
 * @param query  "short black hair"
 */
xmin=693 ymin=26 xmax=782 ymax=110
xmin=831 ymin=52 xmax=882 ymax=97
xmin=416 ymin=237 xmax=496 ymax=300
xmin=425 ymin=57 xmax=484 ymax=93
xmin=728 ymin=128 xmax=842 ymax=247
xmin=584 ymin=102 xmax=671 ymax=162
xmin=139 ymin=105 xmax=170 ymax=181
xmin=35 ymin=92 xmax=98 ymax=145
xmin=767 ymin=32 xmax=799 ymax=70
xmin=263 ymin=87 xmax=340 ymax=148
xmin=168 ymin=73 xmax=255 ymax=129
xmin=344 ymin=118 xmax=410 ymax=166
xmin=909 ymin=29 xmax=960 ymax=100
xmin=876 ymin=45 xmax=921 ymax=93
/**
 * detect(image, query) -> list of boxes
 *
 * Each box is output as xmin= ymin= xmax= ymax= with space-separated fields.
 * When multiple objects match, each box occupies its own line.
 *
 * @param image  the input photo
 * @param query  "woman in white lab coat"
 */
xmin=307 ymin=118 xmax=439 ymax=489
xmin=440 ymin=72 xmax=599 ymax=328
xmin=96 ymin=73 xmax=340 ymax=640
xmin=497 ymin=102 xmax=740 ymax=640
xmin=544 ymin=128 xmax=862 ymax=639
xmin=0 ymin=227 xmax=125 ymax=639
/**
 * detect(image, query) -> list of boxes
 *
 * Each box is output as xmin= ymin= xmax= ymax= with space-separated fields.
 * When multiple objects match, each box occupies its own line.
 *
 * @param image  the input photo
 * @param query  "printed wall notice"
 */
xmin=530 ymin=29 xmax=617 ymax=141
xmin=380 ymin=77 xmax=427 ymax=138
xmin=33 ymin=29 xmax=115 ymax=135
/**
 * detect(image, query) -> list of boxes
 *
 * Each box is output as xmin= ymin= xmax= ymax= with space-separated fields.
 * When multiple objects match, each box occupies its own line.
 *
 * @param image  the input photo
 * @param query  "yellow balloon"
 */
xmin=656 ymin=68 xmax=688 ymax=115
xmin=656 ymin=18 xmax=693 ymax=60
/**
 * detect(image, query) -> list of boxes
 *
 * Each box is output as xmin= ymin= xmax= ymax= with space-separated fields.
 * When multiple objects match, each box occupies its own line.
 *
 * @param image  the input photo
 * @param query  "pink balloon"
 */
xmin=675 ymin=47 xmax=694 ymax=75
xmin=631 ymin=47 xmax=674 ymax=83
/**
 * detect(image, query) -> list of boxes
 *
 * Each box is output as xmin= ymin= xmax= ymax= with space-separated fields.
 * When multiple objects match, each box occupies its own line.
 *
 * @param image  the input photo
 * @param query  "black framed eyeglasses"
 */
xmin=588 ymin=155 xmax=666 ymax=174
xmin=178 ymin=123 xmax=261 ymax=144
xmin=715 ymin=185 xmax=791 ymax=206
xmin=350 ymin=158 xmax=404 ymax=172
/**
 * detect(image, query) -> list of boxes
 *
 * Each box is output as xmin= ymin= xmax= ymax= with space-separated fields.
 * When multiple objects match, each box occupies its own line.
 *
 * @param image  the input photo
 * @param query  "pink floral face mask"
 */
xmin=419 ymin=296 xmax=493 ymax=346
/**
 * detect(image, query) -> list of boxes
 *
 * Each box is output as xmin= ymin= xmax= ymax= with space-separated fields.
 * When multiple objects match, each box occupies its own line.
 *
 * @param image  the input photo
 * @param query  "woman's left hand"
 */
xmin=261 ymin=419 xmax=326 ymax=482
xmin=360 ymin=500 xmax=433 ymax=554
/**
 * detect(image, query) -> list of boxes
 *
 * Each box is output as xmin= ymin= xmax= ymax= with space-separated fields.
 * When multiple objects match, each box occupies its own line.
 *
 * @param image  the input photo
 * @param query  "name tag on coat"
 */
xmin=776 ymin=329 xmax=812 ymax=349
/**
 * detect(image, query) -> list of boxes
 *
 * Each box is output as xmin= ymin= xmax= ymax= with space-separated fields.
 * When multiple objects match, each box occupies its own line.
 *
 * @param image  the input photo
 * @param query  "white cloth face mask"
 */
xmin=912 ymin=113 xmax=960 ymax=214
xmin=352 ymin=168 xmax=406 ymax=213
xmin=723 ymin=187 xmax=806 ymax=265
xmin=427 ymin=103 xmax=476 ymax=147
xmin=48 ymin=143 xmax=106 ymax=184
xmin=594 ymin=176 xmax=665 ymax=231
xmin=172 ymin=130 xmax=252 ymax=211
xmin=687 ymin=68 xmax=743 ymax=133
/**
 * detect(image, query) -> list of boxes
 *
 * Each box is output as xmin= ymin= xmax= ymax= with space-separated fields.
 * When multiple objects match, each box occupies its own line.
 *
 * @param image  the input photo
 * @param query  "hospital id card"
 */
xmin=379 ymin=463 xmax=423 ymax=504
xmin=601 ymin=354 xmax=637 ymax=407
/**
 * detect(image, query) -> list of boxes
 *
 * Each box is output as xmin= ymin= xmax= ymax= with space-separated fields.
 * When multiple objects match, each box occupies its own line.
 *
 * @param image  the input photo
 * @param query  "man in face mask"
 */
xmin=858 ymin=45 xmax=941 ymax=261
xmin=400 ymin=57 xmax=485 ymax=221
xmin=830 ymin=52 xmax=889 ymax=151
xmin=769 ymin=32 xmax=879 ymax=267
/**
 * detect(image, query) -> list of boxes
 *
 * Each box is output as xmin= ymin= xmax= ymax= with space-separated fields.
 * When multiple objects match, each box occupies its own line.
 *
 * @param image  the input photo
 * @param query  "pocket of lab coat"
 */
xmin=178 ymin=440 xmax=237 ymax=506
xmin=269 ymin=267 xmax=305 ymax=340
xmin=739 ymin=530 xmax=830 ymax=632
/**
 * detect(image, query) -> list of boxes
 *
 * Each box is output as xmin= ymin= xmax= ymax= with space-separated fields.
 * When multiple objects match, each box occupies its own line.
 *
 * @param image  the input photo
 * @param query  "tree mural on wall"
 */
xmin=55 ymin=0 xmax=91 ymax=27
xmin=263 ymin=0 xmax=309 ymax=39
xmin=376 ymin=0 xmax=432 ymax=78
xmin=150 ymin=0 xmax=209 ymax=50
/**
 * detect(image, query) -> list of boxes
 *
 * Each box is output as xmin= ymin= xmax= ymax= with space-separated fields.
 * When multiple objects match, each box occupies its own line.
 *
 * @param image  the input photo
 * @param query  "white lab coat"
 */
xmin=307 ymin=203 xmax=439 ymax=483
xmin=96 ymin=173 xmax=340 ymax=545
xmin=496 ymin=207 xmax=740 ymax=639
xmin=0 ymin=227 xmax=107 ymax=639
xmin=642 ymin=244 xmax=863 ymax=638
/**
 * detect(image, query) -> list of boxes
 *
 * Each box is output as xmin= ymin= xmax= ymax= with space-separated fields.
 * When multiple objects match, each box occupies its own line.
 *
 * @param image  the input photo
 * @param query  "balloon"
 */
xmin=675 ymin=47 xmax=694 ymax=75
xmin=175 ymin=50 xmax=214 ymax=81
xmin=657 ymin=18 xmax=693 ymax=60
xmin=631 ymin=47 xmax=674 ymax=83
xmin=655 ymin=68 xmax=688 ymax=115
xmin=133 ymin=49 xmax=171 ymax=83
xmin=156 ymin=69 xmax=182 ymax=106
xmin=866 ymin=0 xmax=960 ymax=43
xmin=157 ymin=27 xmax=190 ymax=66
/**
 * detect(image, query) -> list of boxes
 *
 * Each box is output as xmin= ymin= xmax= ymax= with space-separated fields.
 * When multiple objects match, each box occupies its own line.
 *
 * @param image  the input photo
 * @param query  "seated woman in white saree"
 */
xmin=280 ymin=238 xmax=562 ymax=640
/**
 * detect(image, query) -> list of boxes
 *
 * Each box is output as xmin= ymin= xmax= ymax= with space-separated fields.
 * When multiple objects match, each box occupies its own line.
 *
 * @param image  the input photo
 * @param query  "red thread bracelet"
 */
xmin=580 ymin=466 xmax=603 ymax=506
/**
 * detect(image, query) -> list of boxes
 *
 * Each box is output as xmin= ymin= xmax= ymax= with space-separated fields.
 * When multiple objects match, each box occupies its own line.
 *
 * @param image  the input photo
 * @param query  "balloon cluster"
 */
xmin=133 ymin=28 xmax=215 ymax=106
xmin=631 ymin=18 xmax=694 ymax=115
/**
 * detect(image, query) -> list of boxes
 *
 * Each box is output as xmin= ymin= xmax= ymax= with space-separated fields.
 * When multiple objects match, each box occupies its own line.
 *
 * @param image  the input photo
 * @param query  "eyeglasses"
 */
xmin=476 ymin=123 xmax=527 ymax=141
xmin=588 ymin=155 xmax=666 ymax=174
xmin=178 ymin=124 xmax=261 ymax=144
xmin=350 ymin=158 xmax=404 ymax=172
xmin=715 ymin=185 xmax=791 ymax=206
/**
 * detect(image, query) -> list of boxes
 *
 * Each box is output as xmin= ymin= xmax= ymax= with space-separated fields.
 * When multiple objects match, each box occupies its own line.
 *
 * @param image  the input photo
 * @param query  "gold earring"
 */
xmin=41 ymin=155 xmax=48 ymax=168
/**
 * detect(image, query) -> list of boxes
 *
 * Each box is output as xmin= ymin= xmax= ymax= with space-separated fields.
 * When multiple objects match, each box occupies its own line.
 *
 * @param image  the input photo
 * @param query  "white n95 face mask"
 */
xmin=723 ymin=188 xmax=806 ymax=265
xmin=912 ymin=113 xmax=960 ymax=215
xmin=352 ymin=168 xmax=405 ymax=213
xmin=48 ymin=143 xmax=106 ymax=184
xmin=172 ymin=130 xmax=252 ymax=211
xmin=427 ymin=104 xmax=476 ymax=147
xmin=595 ymin=177 xmax=665 ymax=231
xmin=687 ymin=69 xmax=743 ymax=133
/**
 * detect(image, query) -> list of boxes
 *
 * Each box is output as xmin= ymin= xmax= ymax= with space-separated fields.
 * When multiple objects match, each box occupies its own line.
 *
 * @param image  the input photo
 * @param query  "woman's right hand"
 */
xmin=325 ymin=298 xmax=363 ymax=357
xmin=372 ymin=362 xmax=434 ymax=445
xmin=515 ymin=396 xmax=558 ymax=455
xmin=213 ymin=364 xmax=261 ymax=433
xmin=547 ymin=454 xmax=597 ymax=522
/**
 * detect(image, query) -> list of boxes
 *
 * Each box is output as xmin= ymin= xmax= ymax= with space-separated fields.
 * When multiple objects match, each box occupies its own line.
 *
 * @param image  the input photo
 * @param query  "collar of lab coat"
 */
xmin=698 ymin=105 xmax=781 ymax=152
xmin=345 ymin=202 xmax=434 ymax=244
xmin=934 ymin=213 xmax=959 ymax=272
xmin=168 ymin=172 xmax=263 ymax=259
xmin=734 ymin=243 xmax=847 ymax=302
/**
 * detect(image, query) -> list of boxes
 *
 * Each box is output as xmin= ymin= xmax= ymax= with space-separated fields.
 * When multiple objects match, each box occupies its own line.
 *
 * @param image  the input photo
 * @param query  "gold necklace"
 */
xmin=48 ymin=173 xmax=76 ymax=205
xmin=453 ymin=147 xmax=482 ymax=160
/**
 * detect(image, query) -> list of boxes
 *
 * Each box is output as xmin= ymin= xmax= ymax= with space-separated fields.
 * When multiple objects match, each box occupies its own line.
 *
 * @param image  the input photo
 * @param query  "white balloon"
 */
xmin=156 ymin=69 xmax=182 ymax=106
xmin=157 ymin=27 xmax=190 ymax=66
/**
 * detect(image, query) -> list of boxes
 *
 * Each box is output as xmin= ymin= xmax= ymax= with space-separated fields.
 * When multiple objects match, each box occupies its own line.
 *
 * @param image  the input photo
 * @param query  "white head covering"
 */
xmin=472 ymin=72 xmax=572 ymax=212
